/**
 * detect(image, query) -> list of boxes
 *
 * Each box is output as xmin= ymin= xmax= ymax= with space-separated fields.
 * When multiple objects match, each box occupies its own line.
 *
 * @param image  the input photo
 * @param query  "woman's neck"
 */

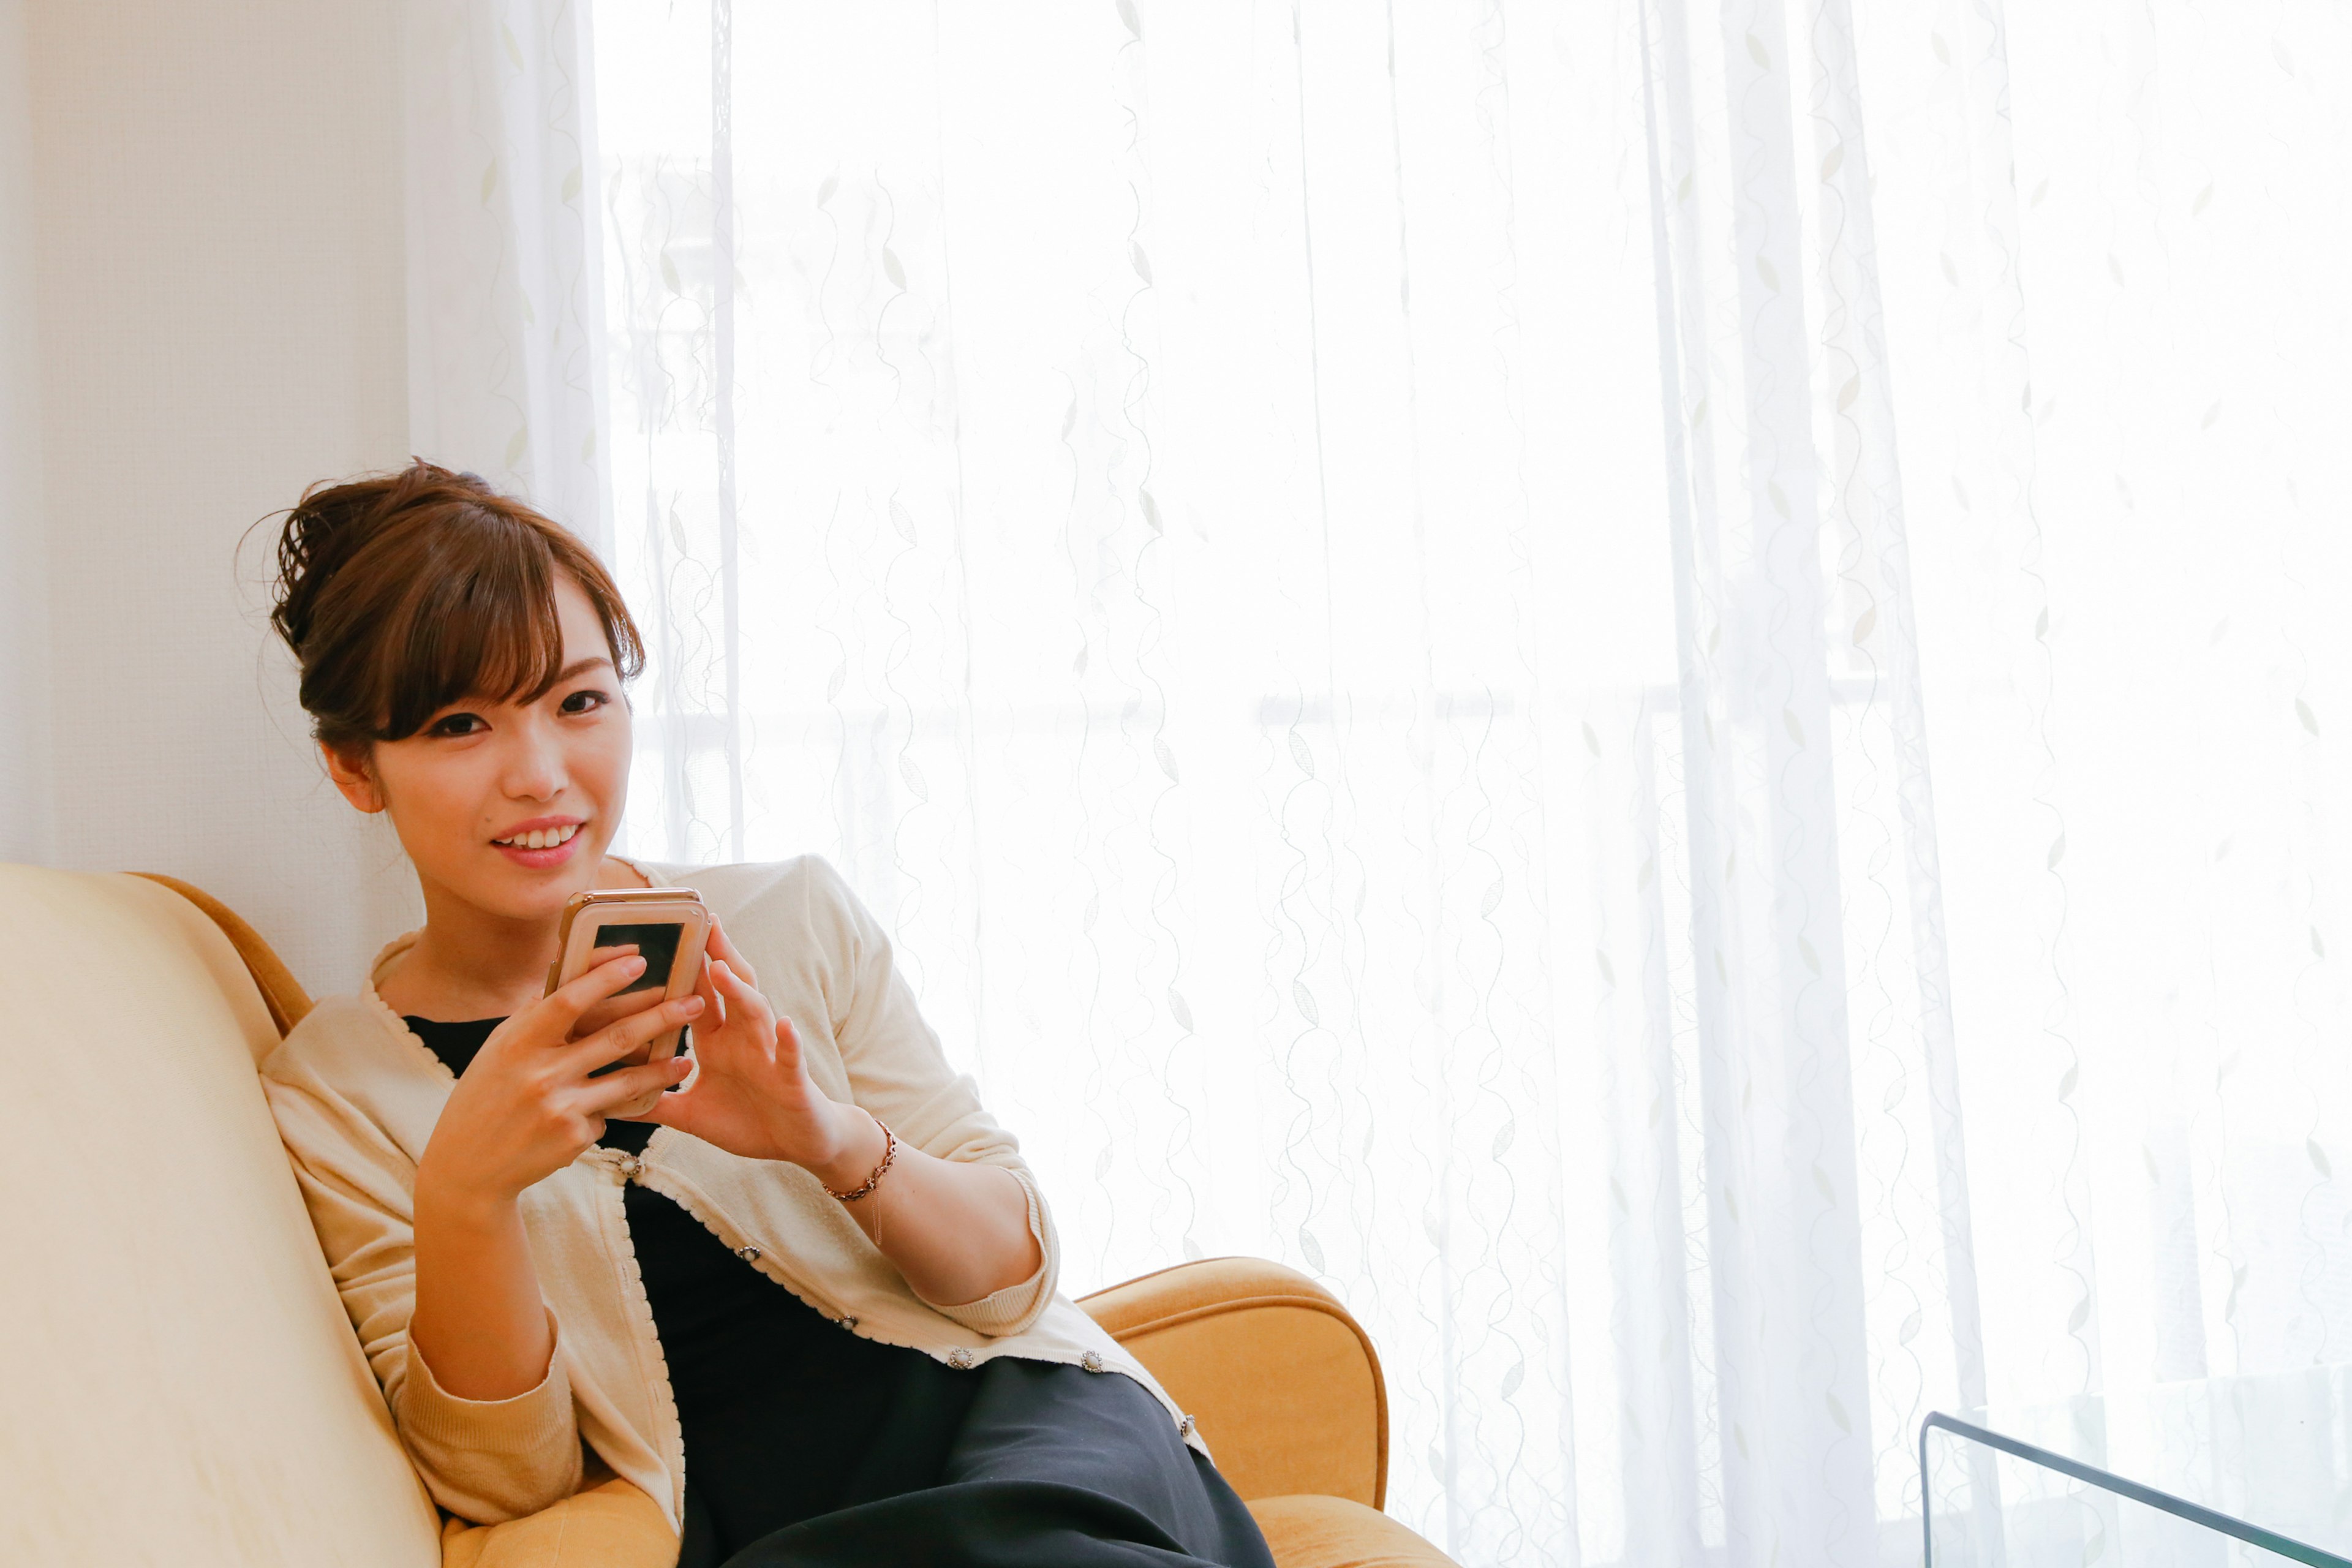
xmin=379 ymin=853 xmax=653 ymax=1021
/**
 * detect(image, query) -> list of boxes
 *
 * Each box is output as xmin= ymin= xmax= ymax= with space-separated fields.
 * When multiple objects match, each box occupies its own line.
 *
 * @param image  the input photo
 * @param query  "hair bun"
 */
xmin=268 ymin=460 xmax=489 ymax=658
xmin=271 ymin=488 xmax=374 ymax=658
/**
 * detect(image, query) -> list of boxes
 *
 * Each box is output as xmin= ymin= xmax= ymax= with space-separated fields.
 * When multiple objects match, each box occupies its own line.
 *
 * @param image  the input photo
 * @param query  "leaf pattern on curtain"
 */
xmin=412 ymin=1 xmax=2352 ymax=1562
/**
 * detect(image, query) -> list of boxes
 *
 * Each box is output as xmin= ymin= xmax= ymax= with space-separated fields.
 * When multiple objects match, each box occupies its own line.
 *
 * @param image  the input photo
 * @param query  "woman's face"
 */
xmin=325 ymin=573 xmax=633 ymax=924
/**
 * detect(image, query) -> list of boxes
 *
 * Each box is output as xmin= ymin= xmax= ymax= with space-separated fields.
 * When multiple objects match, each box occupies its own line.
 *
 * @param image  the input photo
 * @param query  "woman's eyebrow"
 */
xmin=556 ymin=656 xmax=616 ymax=680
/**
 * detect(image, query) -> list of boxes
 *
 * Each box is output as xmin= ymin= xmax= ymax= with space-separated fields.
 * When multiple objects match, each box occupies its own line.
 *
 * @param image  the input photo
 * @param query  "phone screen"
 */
xmin=595 ymin=921 xmax=684 ymax=994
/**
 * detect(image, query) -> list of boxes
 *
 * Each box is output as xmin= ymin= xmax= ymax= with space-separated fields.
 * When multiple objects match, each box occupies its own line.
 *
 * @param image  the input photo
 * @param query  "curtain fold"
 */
xmin=403 ymin=0 xmax=612 ymax=556
xmin=409 ymin=2 xmax=2352 ymax=1563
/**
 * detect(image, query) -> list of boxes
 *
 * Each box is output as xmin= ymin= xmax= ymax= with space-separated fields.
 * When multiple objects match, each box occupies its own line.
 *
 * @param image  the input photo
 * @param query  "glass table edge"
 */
xmin=1918 ymin=1411 xmax=2352 ymax=1568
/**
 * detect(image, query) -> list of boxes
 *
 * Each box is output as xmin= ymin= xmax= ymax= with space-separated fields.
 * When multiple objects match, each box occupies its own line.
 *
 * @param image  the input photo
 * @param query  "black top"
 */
xmin=402 ymin=1017 xmax=949 ymax=1556
xmin=403 ymin=1016 xmax=1275 ymax=1568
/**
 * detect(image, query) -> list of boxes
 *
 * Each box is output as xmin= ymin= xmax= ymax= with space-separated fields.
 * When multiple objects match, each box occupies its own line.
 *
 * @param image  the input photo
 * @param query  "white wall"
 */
xmin=0 ymin=0 xmax=53 ymax=867
xmin=17 ymin=0 xmax=425 ymax=989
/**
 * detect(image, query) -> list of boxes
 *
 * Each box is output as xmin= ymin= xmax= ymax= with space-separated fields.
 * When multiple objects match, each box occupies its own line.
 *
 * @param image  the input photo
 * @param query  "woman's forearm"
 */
xmin=813 ymin=1107 xmax=1044 ymax=1308
xmin=410 ymin=1181 xmax=557 ymax=1400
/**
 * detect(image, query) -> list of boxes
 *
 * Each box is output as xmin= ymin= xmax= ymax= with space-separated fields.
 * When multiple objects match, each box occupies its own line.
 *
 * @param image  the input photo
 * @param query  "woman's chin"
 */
xmin=436 ymin=845 xmax=599 ymax=922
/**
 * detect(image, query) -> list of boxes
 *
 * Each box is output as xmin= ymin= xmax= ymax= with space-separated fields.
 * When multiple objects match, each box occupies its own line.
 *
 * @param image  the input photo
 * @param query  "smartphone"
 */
xmin=545 ymin=887 xmax=712 ymax=1117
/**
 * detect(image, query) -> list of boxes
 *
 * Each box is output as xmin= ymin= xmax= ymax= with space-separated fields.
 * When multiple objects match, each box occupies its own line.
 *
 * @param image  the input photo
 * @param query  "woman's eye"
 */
xmin=429 ymin=713 xmax=484 ymax=737
xmin=561 ymin=688 xmax=612 ymax=715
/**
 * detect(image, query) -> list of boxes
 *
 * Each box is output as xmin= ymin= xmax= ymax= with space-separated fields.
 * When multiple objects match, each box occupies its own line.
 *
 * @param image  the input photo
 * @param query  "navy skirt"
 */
xmin=685 ymin=1352 xmax=1276 ymax=1568
xmin=619 ymin=1159 xmax=1269 ymax=1568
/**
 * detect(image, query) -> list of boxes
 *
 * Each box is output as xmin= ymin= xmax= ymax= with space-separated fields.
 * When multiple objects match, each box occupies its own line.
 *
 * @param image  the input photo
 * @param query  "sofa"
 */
xmin=0 ymin=865 xmax=1454 ymax=1567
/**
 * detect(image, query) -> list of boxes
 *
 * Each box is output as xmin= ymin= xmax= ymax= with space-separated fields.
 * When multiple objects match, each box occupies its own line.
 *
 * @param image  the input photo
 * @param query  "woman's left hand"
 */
xmin=645 ymin=915 xmax=1041 ymax=1303
xmin=639 ymin=917 xmax=876 ymax=1183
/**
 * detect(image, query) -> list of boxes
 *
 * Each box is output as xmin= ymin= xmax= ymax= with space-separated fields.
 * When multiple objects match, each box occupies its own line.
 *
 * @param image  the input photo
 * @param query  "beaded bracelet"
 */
xmin=823 ymin=1114 xmax=899 ymax=1203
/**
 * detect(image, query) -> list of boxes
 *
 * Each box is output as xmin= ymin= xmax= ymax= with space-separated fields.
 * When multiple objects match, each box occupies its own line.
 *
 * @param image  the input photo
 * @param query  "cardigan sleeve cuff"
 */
xmin=926 ymin=1167 xmax=1056 ymax=1336
xmin=395 ymin=1308 xmax=582 ymax=1522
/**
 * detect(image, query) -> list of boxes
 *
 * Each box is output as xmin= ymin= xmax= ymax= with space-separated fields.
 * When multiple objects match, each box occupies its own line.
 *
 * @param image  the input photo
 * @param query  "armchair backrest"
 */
xmin=0 ymin=865 xmax=441 ymax=1567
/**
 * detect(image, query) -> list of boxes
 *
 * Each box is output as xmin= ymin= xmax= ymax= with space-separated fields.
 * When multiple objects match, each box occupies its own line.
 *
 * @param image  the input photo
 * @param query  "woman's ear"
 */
xmin=320 ymin=742 xmax=385 ymax=813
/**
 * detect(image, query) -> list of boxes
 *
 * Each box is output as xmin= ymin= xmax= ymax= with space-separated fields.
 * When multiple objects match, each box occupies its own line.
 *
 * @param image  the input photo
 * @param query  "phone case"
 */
xmin=545 ymin=888 xmax=711 ymax=1118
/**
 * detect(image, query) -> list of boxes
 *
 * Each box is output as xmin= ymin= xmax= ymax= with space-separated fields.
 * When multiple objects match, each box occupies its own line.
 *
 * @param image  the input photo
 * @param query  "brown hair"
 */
xmin=266 ymin=460 xmax=645 ymax=756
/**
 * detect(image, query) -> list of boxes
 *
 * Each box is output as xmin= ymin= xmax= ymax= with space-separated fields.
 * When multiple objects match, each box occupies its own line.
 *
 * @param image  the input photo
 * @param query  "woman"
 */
xmin=257 ymin=461 xmax=1275 ymax=1567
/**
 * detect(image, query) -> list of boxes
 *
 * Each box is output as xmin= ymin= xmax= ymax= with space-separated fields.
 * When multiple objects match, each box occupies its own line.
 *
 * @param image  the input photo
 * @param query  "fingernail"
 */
xmin=625 ymin=956 xmax=647 ymax=972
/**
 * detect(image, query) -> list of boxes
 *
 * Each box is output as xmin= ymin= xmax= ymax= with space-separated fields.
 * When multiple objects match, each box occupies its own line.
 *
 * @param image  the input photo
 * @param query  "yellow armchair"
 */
xmin=0 ymin=866 xmax=1451 ymax=1568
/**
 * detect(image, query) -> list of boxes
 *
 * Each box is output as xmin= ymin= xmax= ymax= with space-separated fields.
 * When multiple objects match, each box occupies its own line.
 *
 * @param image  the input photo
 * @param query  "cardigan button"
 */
xmin=1080 ymin=1351 xmax=1105 ymax=1373
xmin=947 ymin=1348 xmax=975 ymax=1370
xmin=735 ymin=1245 xmax=761 ymax=1263
xmin=615 ymin=1154 xmax=643 ymax=1180
xmin=1178 ymin=1412 xmax=1197 ymax=1438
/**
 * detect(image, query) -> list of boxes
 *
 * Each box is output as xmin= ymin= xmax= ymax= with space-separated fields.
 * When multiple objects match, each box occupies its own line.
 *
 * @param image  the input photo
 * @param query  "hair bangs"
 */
xmin=375 ymin=510 xmax=569 ymax=741
xmin=273 ymin=459 xmax=646 ymax=757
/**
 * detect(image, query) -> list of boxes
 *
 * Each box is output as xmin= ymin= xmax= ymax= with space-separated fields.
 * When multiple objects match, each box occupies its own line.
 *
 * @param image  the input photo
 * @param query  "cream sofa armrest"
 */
xmin=1077 ymin=1256 xmax=1388 ymax=1508
xmin=437 ymin=1476 xmax=675 ymax=1568
xmin=129 ymin=871 xmax=315 ymax=1043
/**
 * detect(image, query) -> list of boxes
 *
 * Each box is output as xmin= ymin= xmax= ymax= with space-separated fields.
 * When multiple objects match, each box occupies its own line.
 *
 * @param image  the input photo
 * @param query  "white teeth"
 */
xmin=497 ymin=823 xmax=581 ymax=850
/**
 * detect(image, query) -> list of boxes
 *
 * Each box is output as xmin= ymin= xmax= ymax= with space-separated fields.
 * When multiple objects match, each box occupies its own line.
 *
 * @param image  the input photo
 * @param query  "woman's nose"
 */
xmin=501 ymin=727 xmax=570 ymax=799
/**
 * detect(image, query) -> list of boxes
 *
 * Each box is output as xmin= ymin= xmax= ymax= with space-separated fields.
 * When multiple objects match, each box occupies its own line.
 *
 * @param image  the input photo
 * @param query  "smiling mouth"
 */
xmin=493 ymin=823 xmax=584 ymax=850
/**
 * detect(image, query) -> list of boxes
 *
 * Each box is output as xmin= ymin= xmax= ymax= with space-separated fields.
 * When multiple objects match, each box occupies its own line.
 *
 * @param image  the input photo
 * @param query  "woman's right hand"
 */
xmin=415 ymin=950 xmax=706 ymax=1207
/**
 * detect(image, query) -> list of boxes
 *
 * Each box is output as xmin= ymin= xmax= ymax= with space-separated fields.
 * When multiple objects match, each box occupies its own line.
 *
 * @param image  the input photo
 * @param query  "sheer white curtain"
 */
xmin=410 ymin=2 xmax=2352 ymax=1563
xmin=404 ymin=0 xmax=612 ymax=556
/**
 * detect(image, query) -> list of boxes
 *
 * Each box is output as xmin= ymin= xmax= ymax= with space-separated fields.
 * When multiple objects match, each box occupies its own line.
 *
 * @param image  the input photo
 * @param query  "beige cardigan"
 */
xmin=260 ymin=854 xmax=1201 ymax=1533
